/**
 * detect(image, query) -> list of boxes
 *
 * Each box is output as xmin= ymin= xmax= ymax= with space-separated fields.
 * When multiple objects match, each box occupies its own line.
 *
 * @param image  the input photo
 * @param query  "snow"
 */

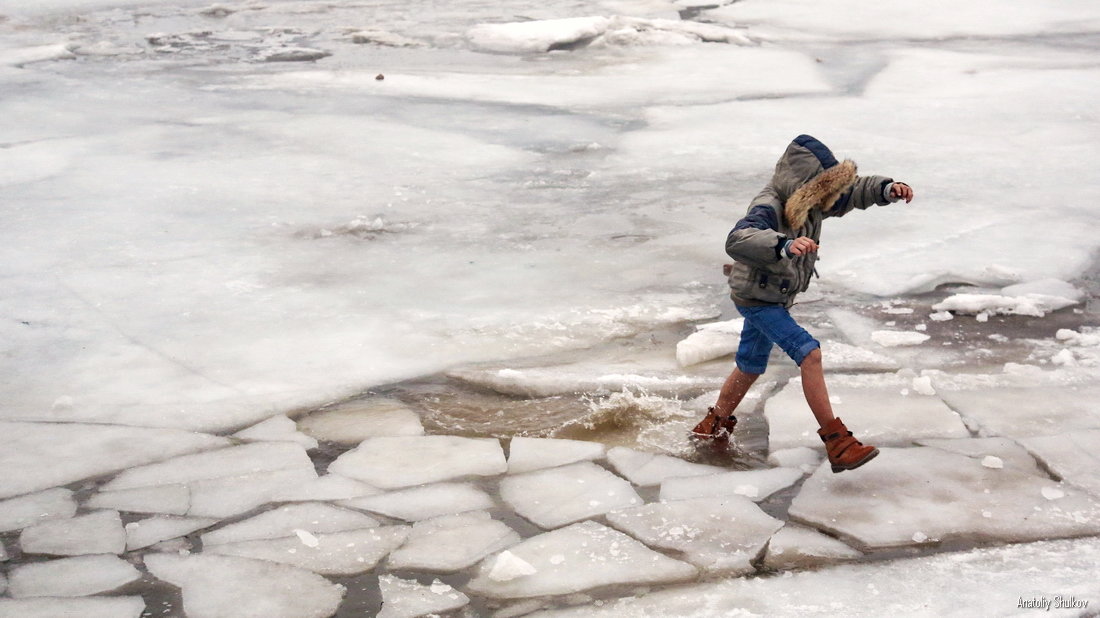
xmin=19 ymin=510 xmax=127 ymax=556
xmin=500 ymin=461 xmax=642 ymax=529
xmin=606 ymin=496 xmax=783 ymax=575
xmin=339 ymin=482 xmax=495 ymax=522
xmin=328 ymin=436 xmax=507 ymax=489
xmin=763 ymin=524 xmax=862 ymax=571
xmin=144 ymin=553 xmax=345 ymax=618
xmin=789 ymin=448 xmax=1100 ymax=549
xmin=125 ymin=516 xmax=218 ymax=551
xmin=660 ymin=467 xmax=803 ymax=503
xmin=201 ymin=503 xmax=380 ymax=546
xmin=6 ymin=555 xmax=141 ymax=598
xmin=297 ymin=399 xmax=424 ymax=445
xmin=0 ymin=488 xmax=76 ymax=533
xmin=205 ymin=526 xmax=410 ymax=575
xmin=377 ymin=575 xmax=470 ymax=618
xmin=467 ymin=521 xmax=696 ymax=599
xmin=1020 ymin=430 xmax=1100 ymax=497
xmin=232 ymin=415 xmax=318 ymax=450
xmin=0 ymin=597 xmax=145 ymax=618
xmin=606 ymin=446 xmax=725 ymax=486
xmin=387 ymin=511 xmax=521 ymax=572
xmin=507 ymin=437 xmax=607 ymax=474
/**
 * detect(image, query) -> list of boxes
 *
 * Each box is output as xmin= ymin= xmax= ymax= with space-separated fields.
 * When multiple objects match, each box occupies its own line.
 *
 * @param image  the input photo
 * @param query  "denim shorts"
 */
xmin=735 ymin=304 xmax=821 ymax=374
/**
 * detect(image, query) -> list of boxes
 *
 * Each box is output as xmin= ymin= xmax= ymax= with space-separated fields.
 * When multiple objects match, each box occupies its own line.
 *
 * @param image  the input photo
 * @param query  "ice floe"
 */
xmin=378 ymin=575 xmax=470 ymax=618
xmin=339 ymin=482 xmax=495 ymax=522
xmin=20 ymin=510 xmax=126 ymax=556
xmin=270 ymin=474 xmax=381 ymax=502
xmin=606 ymin=496 xmax=782 ymax=575
xmin=500 ymin=461 xmax=642 ymax=529
xmin=0 ymin=597 xmax=145 ymax=618
xmin=765 ymin=374 xmax=969 ymax=453
xmin=675 ymin=318 xmax=742 ymax=367
xmin=606 ymin=446 xmax=725 ymax=486
xmin=387 ymin=511 xmax=520 ymax=573
xmin=789 ymin=447 xmax=1100 ymax=549
xmin=86 ymin=485 xmax=190 ymax=516
xmin=297 ymin=398 xmax=424 ymax=445
xmin=144 ymin=553 xmax=344 ymax=618
xmin=329 ymin=436 xmax=506 ymax=489
xmin=232 ymin=415 xmax=318 ymax=450
xmin=206 ymin=526 xmax=410 ymax=575
xmin=916 ymin=437 xmax=1044 ymax=476
xmin=870 ymin=330 xmax=930 ymax=347
xmin=1020 ymin=430 xmax=1100 ymax=497
xmin=467 ymin=521 xmax=696 ymax=599
xmin=763 ymin=523 xmax=862 ymax=570
xmin=660 ymin=467 xmax=803 ymax=502
xmin=202 ymin=502 xmax=380 ymax=546
xmin=6 ymin=554 xmax=141 ymax=598
xmin=766 ymin=447 xmax=822 ymax=473
xmin=0 ymin=44 xmax=76 ymax=67
xmin=0 ymin=488 xmax=76 ymax=533
xmin=125 ymin=516 xmax=218 ymax=551
xmin=933 ymin=279 xmax=1082 ymax=320
xmin=507 ymin=437 xmax=606 ymax=474
xmin=188 ymin=467 xmax=319 ymax=518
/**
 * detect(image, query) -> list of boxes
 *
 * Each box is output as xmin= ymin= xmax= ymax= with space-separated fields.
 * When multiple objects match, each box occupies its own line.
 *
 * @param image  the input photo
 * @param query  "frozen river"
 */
xmin=1 ymin=0 xmax=1100 ymax=616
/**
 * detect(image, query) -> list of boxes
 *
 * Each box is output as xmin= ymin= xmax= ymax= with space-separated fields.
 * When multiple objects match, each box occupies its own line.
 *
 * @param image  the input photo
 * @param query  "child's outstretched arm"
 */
xmin=827 ymin=176 xmax=913 ymax=218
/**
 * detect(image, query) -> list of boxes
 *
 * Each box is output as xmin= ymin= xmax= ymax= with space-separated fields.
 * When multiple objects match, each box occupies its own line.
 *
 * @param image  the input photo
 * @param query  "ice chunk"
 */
xmin=7 ymin=555 xmax=141 ymax=597
xmin=981 ymin=456 xmax=1004 ymax=469
xmin=870 ymin=330 xmax=930 ymax=347
xmin=0 ymin=597 xmax=145 ymax=618
xmin=257 ymin=47 xmax=331 ymax=62
xmin=930 ymin=372 xmax=1100 ymax=437
xmin=766 ymin=447 xmax=823 ymax=472
xmin=145 ymin=553 xmax=344 ymax=618
xmin=1041 ymin=487 xmax=1066 ymax=501
xmin=20 ymin=510 xmax=126 ymax=556
xmin=202 ymin=503 xmax=379 ymax=546
xmin=0 ymin=44 xmax=76 ymax=67
xmin=339 ymin=482 xmax=494 ymax=522
xmin=660 ymin=467 xmax=803 ymax=503
xmin=606 ymin=496 xmax=782 ymax=575
xmin=606 ymin=447 xmax=725 ymax=486
xmin=387 ymin=511 xmax=520 ymax=573
xmin=500 ymin=462 xmax=642 ymax=529
xmin=488 ymin=550 xmax=539 ymax=581
xmin=188 ymin=467 xmax=319 ymax=518
xmin=270 ymin=474 xmax=381 ymax=502
xmin=101 ymin=443 xmax=312 ymax=492
xmin=0 ymin=421 xmax=228 ymax=499
xmin=232 ymin=415 xmax=318 ymax=450
xmin=0 ymin=488 xmax=76 ymax=532
xmin=467 ymin=17 xmax=611 ymax=54
xmin=449 ymin=364 xmax=720 ymax=398
xmin=87 ymin=485 xmax=190 ymax=516
xmin=377 ymin=575 xmax=470 ymax=618
xmin=820 ymin=341 xmax=899 ymax=371
xmin=508 ymin=437 xmax=606 ymax=474
xmin=468 ymin=521 xmax=696 ymax=598
xmin=330 ymin=435 xmax=505 ymax=489
xmin=675 ymin=319 xmax=742 ymax=367
xmin=297 ymin=399 xmax=424 ymax=445
xmin=1020 ymin=430 xmax=1100 ymax=496
xmin=765 ymin=374 xmax=968 ymax=452
xmin=125 ymin=516 xmax=218 ymax=551
xmin=763 ymin=523 xmax=862 ymax=570
xmin=932 ymin=279 xmax=1082 ymax=319
xmin=206 ymin=526 xmax=409 ymax=575
xmin=789 ymin=448 xmax=1100 ymax=549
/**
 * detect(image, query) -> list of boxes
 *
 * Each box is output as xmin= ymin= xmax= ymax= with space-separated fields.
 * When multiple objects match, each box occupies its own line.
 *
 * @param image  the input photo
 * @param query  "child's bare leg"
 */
xmin=799 ymin=348 xmax=836 ymax=428
xmin=714 ymin=368 xmax=760 ymax=415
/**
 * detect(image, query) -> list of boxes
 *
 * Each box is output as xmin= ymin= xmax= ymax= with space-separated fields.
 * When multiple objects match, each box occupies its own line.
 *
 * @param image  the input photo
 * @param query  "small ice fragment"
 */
xmin=488 ymin=550 xmax=537 ymax=581
xmin=976 ymin=312 xmax=990 ymax=323
xmin=430 ymin=579 xmax=453 ymax=595
xmin=1041 ymin=487 xmax=1065 ymax=501
xmin=294 ymin=529 xmax=320 ymax=548
xmin=981 ymin=456 xmax=1004 ymax=469
xmin=981 ymin=510 xmax=992 ymax=518
xmin=549 ymin=554 xmax=565 ymax=565
xmin=734 ymin=485 xmax=759 ymax=499
xmin=911 ymin=376 xmax=936 ymax=396
xmin=912 ymin=531 xmax=928 ymax=543
xmin=915 ymin=324 xmax=927 ymax=331
xmin=929 ymin=311 xmax=953 ymax=322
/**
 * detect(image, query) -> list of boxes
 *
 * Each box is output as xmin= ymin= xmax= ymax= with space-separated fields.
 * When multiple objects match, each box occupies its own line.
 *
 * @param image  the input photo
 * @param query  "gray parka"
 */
xmin=725 ymin=135 xmax=896 ymax=307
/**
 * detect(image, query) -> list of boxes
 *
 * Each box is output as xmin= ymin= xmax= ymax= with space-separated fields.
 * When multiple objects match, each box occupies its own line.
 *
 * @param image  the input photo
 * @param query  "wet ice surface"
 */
xmin=2 ymin=0 xmax=1100 ymax=615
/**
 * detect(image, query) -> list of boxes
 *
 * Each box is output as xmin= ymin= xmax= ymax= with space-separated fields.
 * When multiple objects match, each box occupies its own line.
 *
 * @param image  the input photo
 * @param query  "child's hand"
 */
xmin=788 ymin=236 xmax=819 ymax=256
xmin=890 ymin=182 xmax=914 ymax=203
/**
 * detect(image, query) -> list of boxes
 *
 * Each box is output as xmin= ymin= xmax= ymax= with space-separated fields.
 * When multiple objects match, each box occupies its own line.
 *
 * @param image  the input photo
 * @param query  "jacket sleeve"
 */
xmin=826 ymin=174 xmax=894 ymax=219
xmin=725 ymin=200 xmax=787 ymax=267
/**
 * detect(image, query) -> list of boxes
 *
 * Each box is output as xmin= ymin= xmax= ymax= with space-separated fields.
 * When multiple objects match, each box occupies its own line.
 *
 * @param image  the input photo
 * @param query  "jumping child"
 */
xmin=691 ymin=134 xmax=914 ymax=473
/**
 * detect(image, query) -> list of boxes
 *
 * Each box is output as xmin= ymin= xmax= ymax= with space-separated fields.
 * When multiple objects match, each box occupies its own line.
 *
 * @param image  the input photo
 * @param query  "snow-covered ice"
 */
xmin=144 ymin=553 xmax=345 ymax=618
xmin=387 ymin=511 xmax=520 ymax=573
xmin=500 ymin=461 xmax=642 ymax=529
xmin=201 ymin=503 xmax=380 ymax=546
xmin=19 ymin=510 xmax=126 ymax=556
xmin=338 ymin=482 xmax=495 ymax=522
xmin=125 ymin=515 xmax=218 ymax=551
xmin=377 ymin=575 xmax=470 ymax=618
xmin=329 ymin=436 xmax=506 ymax=488
xmin=606 ymin=446 xmax=725 ymax=486
xmin=763 ymin=523 xmax=862 ymax=571
xmin=205 ymin=526 xmax=410 ymax=575
xmin=0 ymin=597 xmax=145 ymax=618
xmin=467 ymin=521 xmax=697 ymax=599
xmin=660 ymin=467 xmax=803 ymax=502
xmin=6 ymin=555 xmax=141 ymax=598
xmin=297 ymin=399 xmax=424 ymax=445
xmin=1020 ymin=430 xmax=1100 ymax=497
xmin=0 ymin=488 xmax=76 ymax=533
xmin=606 ymin=496 xmax=783 ymax=575
xmin=232 ymin=415 xmax=318 ymax=450
xmin=507 ymin=437 xmax=607 ymax=474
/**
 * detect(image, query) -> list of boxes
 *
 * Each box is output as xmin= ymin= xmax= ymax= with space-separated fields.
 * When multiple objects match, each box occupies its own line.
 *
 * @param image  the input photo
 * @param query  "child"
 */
xmin=691 ymin=134 xmax=914 ymax=473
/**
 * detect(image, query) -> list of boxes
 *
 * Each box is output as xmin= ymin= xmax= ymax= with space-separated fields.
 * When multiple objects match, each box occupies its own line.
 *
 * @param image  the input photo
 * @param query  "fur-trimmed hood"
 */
xmin=772 ymin=135 xmax=857 ymax=230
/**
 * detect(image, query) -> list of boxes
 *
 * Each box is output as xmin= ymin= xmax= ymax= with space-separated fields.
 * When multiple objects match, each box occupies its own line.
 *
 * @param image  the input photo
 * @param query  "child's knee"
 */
xmin=796 ymin=344 xmax=822 ymax=367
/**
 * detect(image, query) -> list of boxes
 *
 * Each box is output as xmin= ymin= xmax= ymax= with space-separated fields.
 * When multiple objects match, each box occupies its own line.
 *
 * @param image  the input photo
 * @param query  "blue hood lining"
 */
xmin=793 ymin=134 xmax=838 ymax=170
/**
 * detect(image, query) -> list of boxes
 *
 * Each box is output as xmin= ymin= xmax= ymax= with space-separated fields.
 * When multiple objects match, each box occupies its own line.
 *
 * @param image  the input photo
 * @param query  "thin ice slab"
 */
xmin=765 ymin=374 xmax=968 ymax=453
xmin=448 ymin=363 xmax=720 ymax=398
xmin=86 ymin=485 xmax=190 ymax=516
xmin=660 ymin=467 xmax=802 ymax=502
xmin=125 ymin=516 xmax=218 ymax=551
xmin=763 ymin=523 xmax=862 ymax=571
xmin=298 ymin=398 xmax=424 ymax=445
xmin=339 ymin=482 xmax=494 ymax=521
xmin=507 ymin=437 xmax=606 ymax=474
xmin=205 ymin=526 xmax=410 ymax=575
xmin=188 ymin=467 xmax=318 ymax=518
xmin=0 ymin=597 xmax=145 ymax=618
xmin=467 ymin=521 xmax=697 ymax=599
xmin=101 ymin=442 xmax=313 ymax=492
xmin=270 ymin=474 xmax=381 ymax=502
xmin=20 ymin=510 xmax=126 ymax=556
xmin=606 ymin=497 xmax=782 ymax=575
xmin=0 ymin=488 xmax=76 ymax=533
xmin=1020 ymin=429 xmax=1100 ymax=496
xmin=387 ymin=511 xmax=520 ymax=573
xmin=607 ymin=447 xmax=725 ymax=487
xmin=145 ymin=553 xmax=344 ymax=618
xmin=202 ymin=502 xmax=380 ymax=546
xmin=329 ymin=436 xmax=506 ymax=489
xmin=916 ymin=437 xmax=1044 ymax=475
xmin=232 ymin=415 xmax=318 ymax=450
xmin=501 ymin=462 xmax=642 ymax=529
xmin=7 ymin=555 xmax=141 ymax=598
xmin=789 ymin=447 xmax=1100 ymax=549
xmin=378 ymin=575 xmax=470 ymax=618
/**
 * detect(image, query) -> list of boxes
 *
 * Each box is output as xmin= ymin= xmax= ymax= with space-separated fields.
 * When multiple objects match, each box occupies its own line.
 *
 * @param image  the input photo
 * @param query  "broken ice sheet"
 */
xmin=270 ymin=474 xmax=381 ymax=502
xmin=202 ymin=502 xmax=380 ymax=546
xmin=232 ymin=414 xmax=318 ymax=450
xmin=387 ymin=511 xmax=520 ymax=573
xmin=1020 ymin=429 xmax=1100 ymax=496
xmin=659 ymin=467 xmax=802 ymax=503
xmin=329 ymin=435 xmax=506 ymax=489
xmin=447 ymin=361 xmax=721 ymax=398
xmin=7 ymin=554 xmax=141 ymax=598
xmin=125 ymin=516 xmax=219 ymax=551
xmin=86 ymin=484 xmax=191 ymax=516
xmin=205 ymin=526 xmax=410 ymax=575
xmin=606 ymin=446 xmax=725 ymax=486
xmin=500 ymin=461 xmax=642 ymax=529
xmin=297 ymin=398 xmax=425 ymax=445
xmin=0 ymin=488 xmax=76 ymax=533
xmin=763 ymin=523 xmax=862 ymax=571
xmin=0 ymin=597 xmax=146 ymax=618
xmin=339 ymin=482 xmax=494 ymax=522
xmin=915 ymin=437 xmax=1044 ymax=475
xmin=467 ymin=521 xmax=696 ymax=599
xmin=378 ymin=575 xmax=470 ymax=618
xmin=507 ymin=437 xmax=606 ymax=474
xmin=789 ymin=447 xmax=1100 ymax=549
xmin=144 ymin=553 xmax=344 ymax=618
xmin=606 ymin=496 xmax=782 ymax=575
xmin=20 ymin=510 xmax=126 ymax=556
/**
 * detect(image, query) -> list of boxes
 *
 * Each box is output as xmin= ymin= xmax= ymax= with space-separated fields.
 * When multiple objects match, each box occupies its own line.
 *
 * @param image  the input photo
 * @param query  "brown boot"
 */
xmin=818 ymin=417 xmax=878 ymax=473
xmin=691 ymin=407 xmax=737 ymax=441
